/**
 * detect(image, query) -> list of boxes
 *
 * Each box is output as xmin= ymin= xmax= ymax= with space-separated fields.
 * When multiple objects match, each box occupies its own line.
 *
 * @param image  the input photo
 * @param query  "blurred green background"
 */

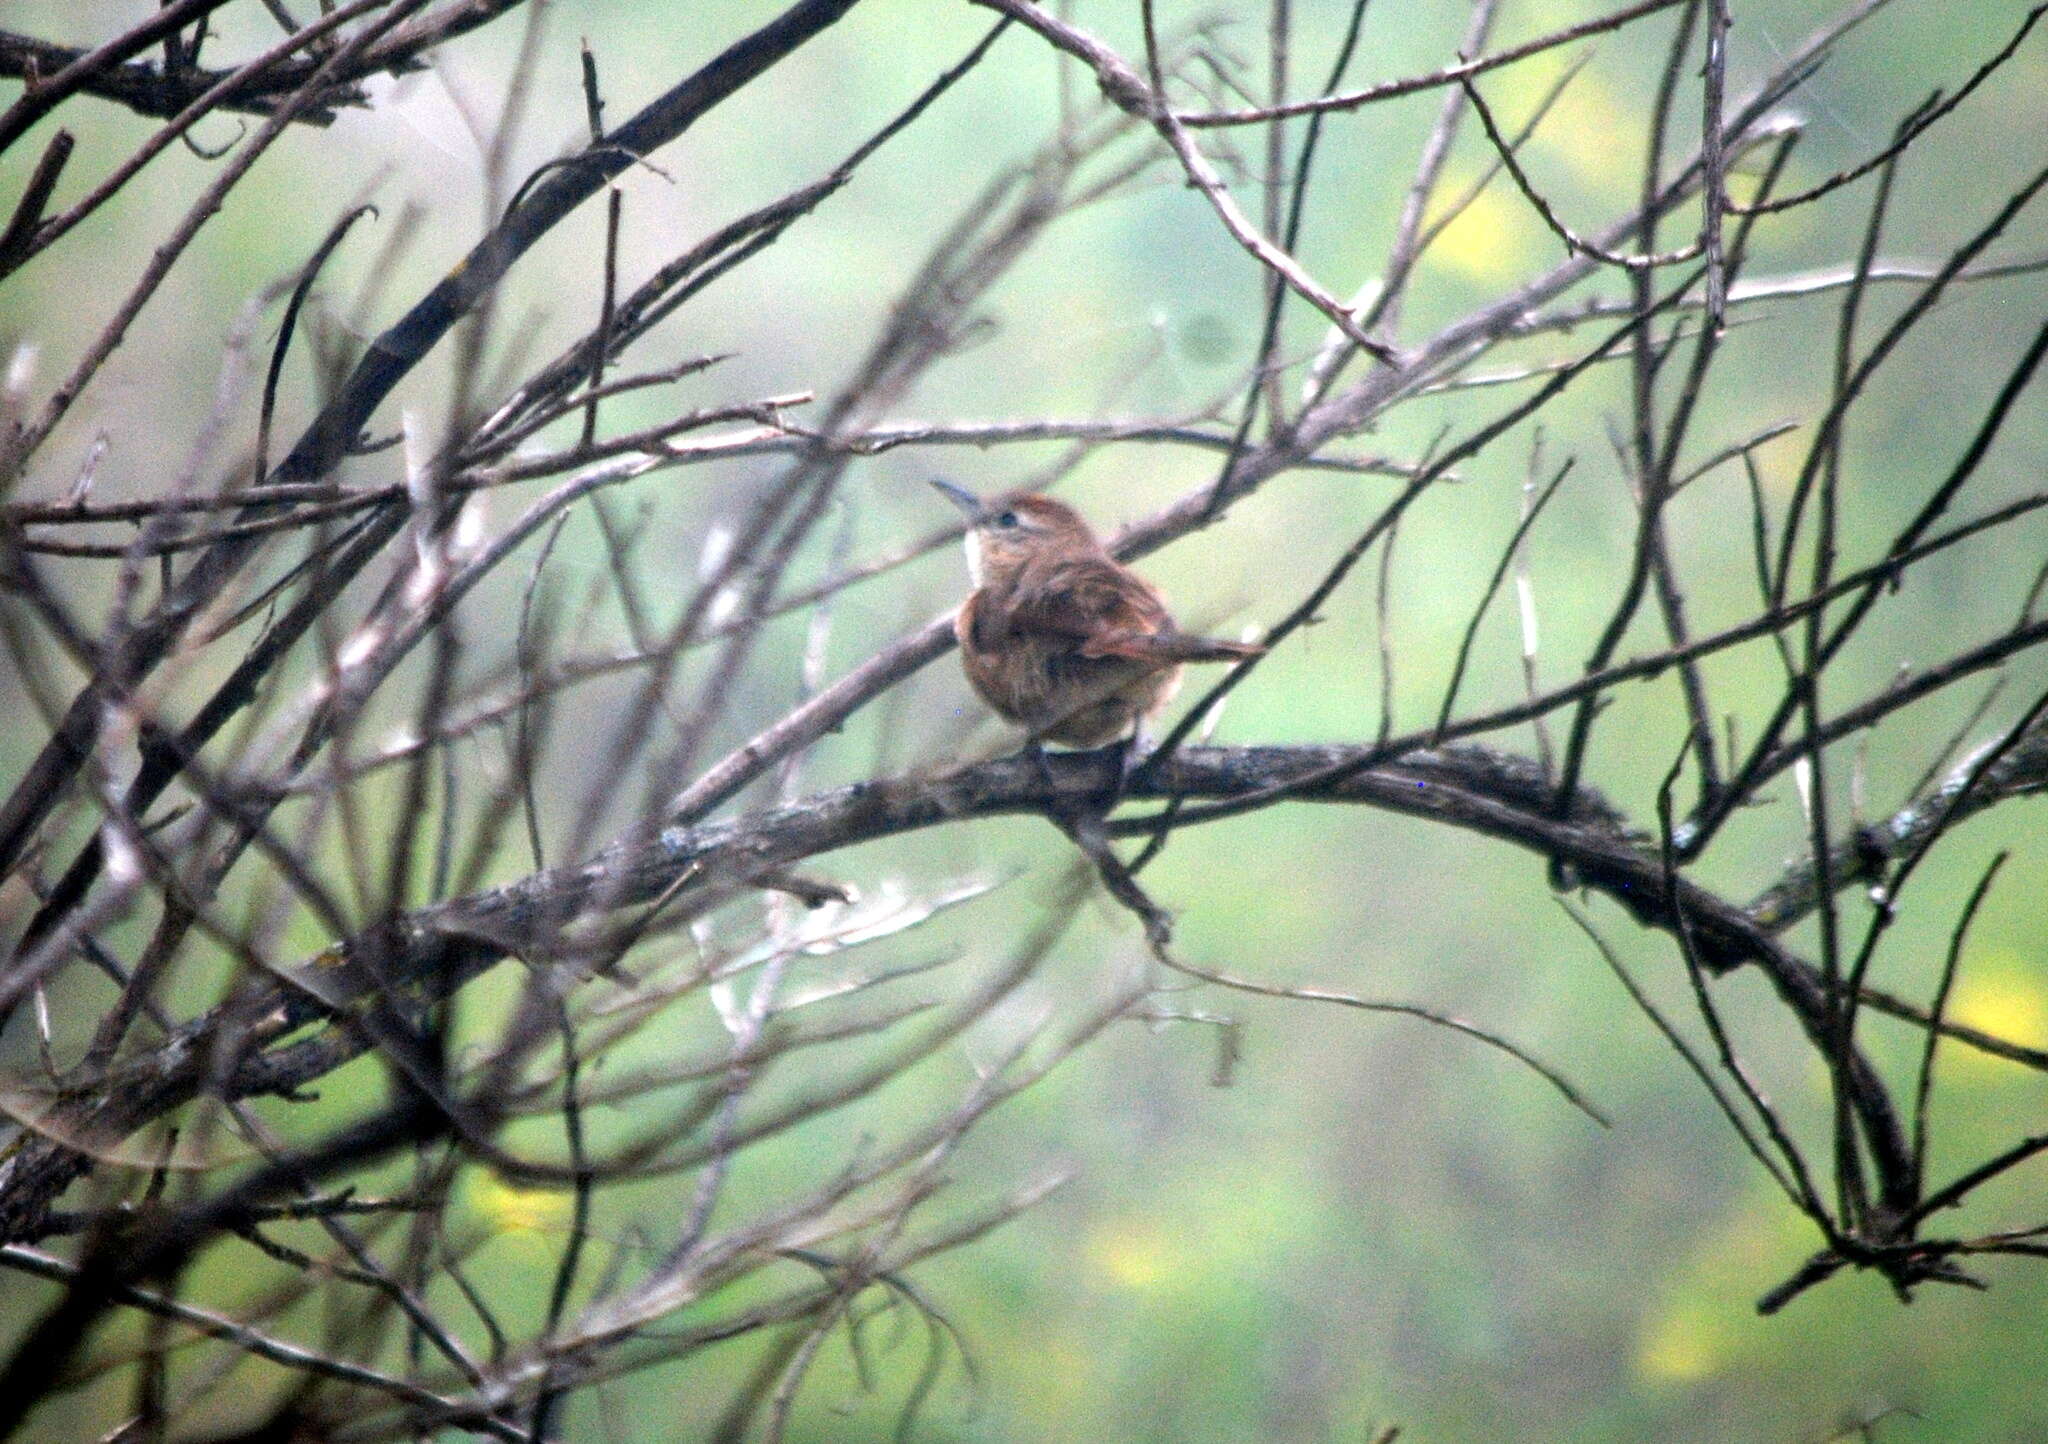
xmin=4 ymin=0 xmax=2048 ymax=1439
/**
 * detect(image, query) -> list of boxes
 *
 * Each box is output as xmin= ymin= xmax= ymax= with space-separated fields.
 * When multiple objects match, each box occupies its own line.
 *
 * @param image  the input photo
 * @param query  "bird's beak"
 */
xmin=929 ymin=478 xmax=982 ymax=518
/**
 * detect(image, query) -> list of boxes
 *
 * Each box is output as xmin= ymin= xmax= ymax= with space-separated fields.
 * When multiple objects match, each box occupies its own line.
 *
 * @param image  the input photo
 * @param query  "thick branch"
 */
xmin=1751 ymin=716 xmax=2048 ymax=930
xmin=0 ymin=741 xmax=1925 ymax=1247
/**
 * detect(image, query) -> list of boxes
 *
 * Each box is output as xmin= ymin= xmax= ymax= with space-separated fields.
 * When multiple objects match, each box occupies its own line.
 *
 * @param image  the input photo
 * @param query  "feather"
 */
xmin=945 ymin=491 xmax=1258 ymax=747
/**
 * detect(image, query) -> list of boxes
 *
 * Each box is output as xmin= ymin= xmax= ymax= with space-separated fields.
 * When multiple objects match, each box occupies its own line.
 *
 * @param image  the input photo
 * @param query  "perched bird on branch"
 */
xmin=932 ymin=480 xmax=1262 ymax=752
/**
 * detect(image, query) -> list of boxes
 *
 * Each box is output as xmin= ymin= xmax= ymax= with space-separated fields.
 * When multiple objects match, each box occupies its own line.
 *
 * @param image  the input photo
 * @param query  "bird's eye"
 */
xmin=995 ymin=510 xmax=1019 ymax=529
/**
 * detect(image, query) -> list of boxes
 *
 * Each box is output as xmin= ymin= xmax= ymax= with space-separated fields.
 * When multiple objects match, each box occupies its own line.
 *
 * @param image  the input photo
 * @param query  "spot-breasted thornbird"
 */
xmin=931 ymin=481 xmax=1262 ymax=752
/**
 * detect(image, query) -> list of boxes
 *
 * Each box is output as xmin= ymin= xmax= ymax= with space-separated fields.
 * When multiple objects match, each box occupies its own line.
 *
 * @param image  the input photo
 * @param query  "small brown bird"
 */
xmin=932 ymin=481 xmax=1262 ymax=751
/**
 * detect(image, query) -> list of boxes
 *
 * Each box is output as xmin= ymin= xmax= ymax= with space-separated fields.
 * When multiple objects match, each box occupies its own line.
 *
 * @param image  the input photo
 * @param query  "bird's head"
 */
xmin=930 ymin=481 xmax=1101 ymax=586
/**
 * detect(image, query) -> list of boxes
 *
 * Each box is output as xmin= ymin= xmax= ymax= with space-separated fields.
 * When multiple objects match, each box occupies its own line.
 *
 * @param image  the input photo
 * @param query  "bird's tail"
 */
xmin=1166 ymin=634 xmax=1265 ymax=663
xmin=1082 ymin=630 xmax=1265 ymax=663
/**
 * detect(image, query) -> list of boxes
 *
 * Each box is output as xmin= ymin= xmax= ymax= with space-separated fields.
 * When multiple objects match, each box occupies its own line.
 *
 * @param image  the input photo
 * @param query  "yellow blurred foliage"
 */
xmin=1635 ymin=1298 xmax=1734 ymax=1383
xmin=1634 ymin=1198 xmax=1808 ymax=1386
xmin=1946 ymin=955 xmax=2047 ymax=1075
xmin=1425 ymin=185 xmax=1532 ymax=286
xmin=1086 ymin=1219 xmax=1179 ymax=1290
xmin=469 ymin=1173 xmax=573 ymax=1235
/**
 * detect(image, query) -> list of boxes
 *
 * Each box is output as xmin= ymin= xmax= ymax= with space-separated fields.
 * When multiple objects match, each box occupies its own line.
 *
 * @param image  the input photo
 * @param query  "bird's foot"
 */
xmin=1116 ymin=730 xmax=1148 ymax=796
xmin=1023 ymin=739 xmax=1059 ymax=794
xmin=1096 ymin=726 xmax=1157 ymax=810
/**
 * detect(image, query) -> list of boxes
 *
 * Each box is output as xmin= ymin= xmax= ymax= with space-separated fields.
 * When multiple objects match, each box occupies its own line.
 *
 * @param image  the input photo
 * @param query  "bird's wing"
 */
xmin=1005 ymin=557 xmax=1169 ymax=646
xmin=1007 ymin=558 xmax=1264 ymax=662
